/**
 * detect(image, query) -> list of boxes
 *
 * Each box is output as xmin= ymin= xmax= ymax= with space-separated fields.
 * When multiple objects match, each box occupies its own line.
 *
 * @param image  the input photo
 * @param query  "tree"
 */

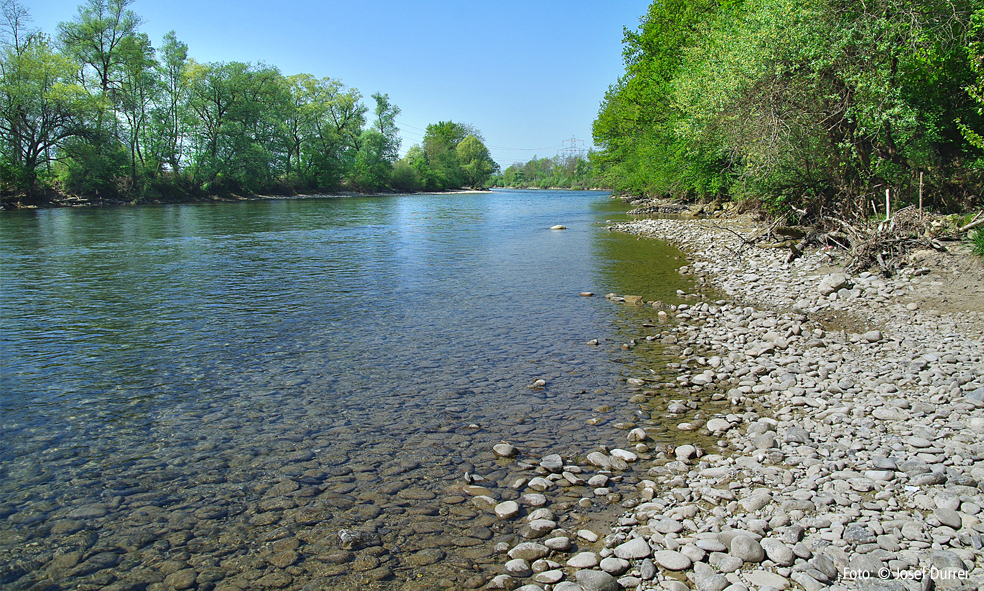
xmin=371 ymin=91 xmax=400 ymax=162
xmin=959 ymin=8 xmax=984 ymax=153
xmin=455 ymin=134 xmax=498 ymax=188
xmin=351 ymin=129 xmax=390 ymax=191
xmin=148 ymin=31 xmax=188 ymax=176
xmin=594 ymin=0 xmax=982 ymax=213
xmin=1 ymin=20 xmax=89 ymax=196
xmin=185 ymin=60 xmax=289 ymax=193
xmin=1 ymin=0 xmax=35 ymax=53
xmin=54 ymin=0 xmax=145 ymax=197
xmin=421 ymin=120 xmax=481 ymax=190
xmin=283 ymin=74 xmax=365 ymax=190
xmin=116 ymin=31 xmax=156 ymax=188
xmin=57 ymin=0 xmax=142 ymax=96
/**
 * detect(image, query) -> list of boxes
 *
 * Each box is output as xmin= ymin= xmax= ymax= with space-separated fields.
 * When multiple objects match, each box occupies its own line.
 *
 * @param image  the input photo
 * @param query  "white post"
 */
xmin=885 ymin=188 xmax=891 ymax=221
xmin=919 ymin=172 xmax=923 ymax=219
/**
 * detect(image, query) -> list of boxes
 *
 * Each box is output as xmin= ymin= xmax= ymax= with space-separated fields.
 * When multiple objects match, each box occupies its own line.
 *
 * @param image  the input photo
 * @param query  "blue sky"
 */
xmin=24 ymin=0 xmax=649 ymax=167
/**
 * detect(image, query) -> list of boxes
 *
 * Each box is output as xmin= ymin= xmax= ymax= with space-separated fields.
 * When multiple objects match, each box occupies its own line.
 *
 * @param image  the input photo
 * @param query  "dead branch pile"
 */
xmin=818 ymin=206 xmax=947 ymax=276
xmin=747 ymin=206 xmax=959 ymax=276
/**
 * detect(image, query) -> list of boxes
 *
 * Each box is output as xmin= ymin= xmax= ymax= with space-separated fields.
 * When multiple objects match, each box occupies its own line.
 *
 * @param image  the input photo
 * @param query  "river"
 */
xmin=0 ymin=189 xmax=695 ymax=590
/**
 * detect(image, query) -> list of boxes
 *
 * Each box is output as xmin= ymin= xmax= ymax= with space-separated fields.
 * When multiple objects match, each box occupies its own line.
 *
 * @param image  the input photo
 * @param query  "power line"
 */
xmin=486 ymin=145 xmax=566 ymax=152
xmin=395 ymin=120 xmax=428 ymax=132
xmin=561 ymin=136 xmax=586 ymax=159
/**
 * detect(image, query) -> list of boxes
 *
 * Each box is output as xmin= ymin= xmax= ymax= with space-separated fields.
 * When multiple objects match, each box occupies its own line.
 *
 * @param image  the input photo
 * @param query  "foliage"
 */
xmin=970 ymin=227 xmax=984 ymax=257
xmin=594 ymin=0 xmax=984 ymax=216
xmin=0 ymin=2 xmax=91 ymax=198
xmin=0 ymin=0 xmax=491 ymax=203
xmin=455 ymin=135 xmax=499 ymax=188
xmin=384 ymin=121 xmax=497 ymax=191
xmin=491 ymin=152 xmax=602 ymax=189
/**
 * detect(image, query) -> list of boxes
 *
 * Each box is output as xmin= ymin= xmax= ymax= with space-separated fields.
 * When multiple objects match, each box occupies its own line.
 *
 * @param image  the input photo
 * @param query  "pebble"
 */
xmin=613 ymin=538 xmax=652 ymax=559
xmin=481 ymin=216 xmax=984 ymax=591
xmin=652 ymin=550 xmax=692 ymax=570
xmin=743 ymin=570 xmax=790 ymax=590
xmin=575 ymin=569 xmax=618 ymax=591
xmin=729 ymin=536 xmax=765 ymax=562
xmin=567 ymin=552 xmax=600 ymax=568
xmin=505 ymin=558 xmax=533 ymax=577
xmin=495 ymin=501 xmax=520 ymax=519
xmin=494 ymin=443 xmax=518 ymax=458
xmin=508 ymin=543 xmax=550 ymax=561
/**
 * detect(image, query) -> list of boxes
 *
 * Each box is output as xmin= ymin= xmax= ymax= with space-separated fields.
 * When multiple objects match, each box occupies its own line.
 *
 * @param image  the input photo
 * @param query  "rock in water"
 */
xmin=493 ymin=443 xmax=518 ymax=458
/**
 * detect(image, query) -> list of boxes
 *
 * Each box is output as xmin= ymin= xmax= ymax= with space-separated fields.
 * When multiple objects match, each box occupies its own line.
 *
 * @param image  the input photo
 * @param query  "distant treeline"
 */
xmin=0 ymin=0 xmax=499 ymax=205
xmin=592 ymin=0 xmax=984 ymax=216
xmin=488 ymin=153 xmax=605 ymax=190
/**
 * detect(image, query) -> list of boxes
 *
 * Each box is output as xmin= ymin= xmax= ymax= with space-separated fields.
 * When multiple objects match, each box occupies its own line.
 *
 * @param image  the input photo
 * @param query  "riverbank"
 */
xmin=480 ymin=216 xmax=983 ymax=591
xmin=0 ymin=188 xmax=494 ymax=210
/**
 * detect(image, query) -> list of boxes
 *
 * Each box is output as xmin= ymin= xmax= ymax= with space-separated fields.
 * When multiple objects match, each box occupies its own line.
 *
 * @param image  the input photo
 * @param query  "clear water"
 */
xmin=0 ymin=190 xmax=695 ymax=590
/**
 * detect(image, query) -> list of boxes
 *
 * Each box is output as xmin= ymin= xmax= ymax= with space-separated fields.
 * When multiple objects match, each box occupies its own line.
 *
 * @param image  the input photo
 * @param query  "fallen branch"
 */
xmin=958 ymin=210 xmax=984 ymax=233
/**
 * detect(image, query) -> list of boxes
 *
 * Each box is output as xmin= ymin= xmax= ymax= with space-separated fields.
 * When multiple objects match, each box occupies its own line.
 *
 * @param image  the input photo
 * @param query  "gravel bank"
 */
xmin=482 ymin=217 xmax=983 ymax=591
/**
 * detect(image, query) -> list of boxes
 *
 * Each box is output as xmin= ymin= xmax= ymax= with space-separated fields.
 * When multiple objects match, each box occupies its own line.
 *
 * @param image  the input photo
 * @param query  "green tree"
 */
xmin=284 ymin=74 xmax=365 ymax=190
xmin=959 ymin=8 xmax=984 ymax=153
xmin=56 ymin=0 xmax=142 ymax=95
xmin=185 ymin=60 xmax=289 ymax=193
xmin=54 ymin=0 xmax=146 ymax=197
xmin=594 ymin=0 xmax=982 ymax=213
xmin=351 ymin=129 xmax=390 ymax=191
xmin=370 ymin=91 xmax=400 ymax=162
xmin=455 ymin=134 xmax=498 ymax=188
xmin=116 ymin=31 xmax=156 ymax=189
xmin=148 ymin=31 xmax=188 ymax=177
xmin=1 ymin=4 xmax=90 ymax=196
xmin=421 ymin=121 xmax=483 ymax=190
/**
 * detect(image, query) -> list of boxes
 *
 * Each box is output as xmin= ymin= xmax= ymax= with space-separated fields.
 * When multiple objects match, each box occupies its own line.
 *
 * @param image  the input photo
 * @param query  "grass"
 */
xmin=970 ymin=228 xmax=984 ymax=258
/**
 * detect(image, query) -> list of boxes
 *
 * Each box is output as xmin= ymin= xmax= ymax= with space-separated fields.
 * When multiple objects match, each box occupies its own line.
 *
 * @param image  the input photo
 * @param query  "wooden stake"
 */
xmin=885 ymin=188 xmax=891 ymax=221
xmin=918 ymin=172 xmax=923 ymax=219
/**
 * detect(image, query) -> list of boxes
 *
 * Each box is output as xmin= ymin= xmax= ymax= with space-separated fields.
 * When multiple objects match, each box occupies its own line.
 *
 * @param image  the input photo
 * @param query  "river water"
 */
xmin=0 ymin=190 xmax=696 ymax=590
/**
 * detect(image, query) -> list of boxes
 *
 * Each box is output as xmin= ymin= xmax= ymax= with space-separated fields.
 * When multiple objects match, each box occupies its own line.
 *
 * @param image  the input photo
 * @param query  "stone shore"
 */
xmin=481 ymin=217 xmax=984 ymax=591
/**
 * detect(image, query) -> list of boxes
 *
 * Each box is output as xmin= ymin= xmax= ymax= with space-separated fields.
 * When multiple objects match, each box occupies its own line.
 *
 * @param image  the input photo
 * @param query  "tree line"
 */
xmin=592 ymin=0 xmax=983 ymax=217
xmin=489 ymin=153 xmax=604 ymax=190
xmin=0 ymin=0 xmax=499 ymax=205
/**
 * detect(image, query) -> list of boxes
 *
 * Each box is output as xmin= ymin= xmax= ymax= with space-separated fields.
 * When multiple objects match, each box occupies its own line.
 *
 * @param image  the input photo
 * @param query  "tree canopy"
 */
xmin=593 ymin=0 xmax=983 ymax=216
xmin=0 ymin=0 xmax=494 ymax=203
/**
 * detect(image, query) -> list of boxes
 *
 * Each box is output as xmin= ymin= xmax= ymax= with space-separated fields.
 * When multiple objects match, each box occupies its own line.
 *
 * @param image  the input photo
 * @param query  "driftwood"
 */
xmin=744 ymin=205 xmax=955 ymax=275
xmin=959 ymin=210 xmax=983 ymax=233
xmin=815 ymin=206 xmax=946 ymax=276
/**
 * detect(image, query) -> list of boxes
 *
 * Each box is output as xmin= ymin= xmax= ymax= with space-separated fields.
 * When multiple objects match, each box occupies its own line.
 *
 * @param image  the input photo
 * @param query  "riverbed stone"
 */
xmin=614 ymin=537 xmax=652 ymax=559
xmin=599 ymin=557 xmax=630 ymax=576
xmin=494 ymin=444 xmax=518 ymax=458
xmin=540 ymin=454 xmax=563 ymax=473
xmin=743 ymin=570 xmax=790 ymax=590
xmin=567 ymin=552 xmax=600 ymax=569
xmin=934 ymin=508 xmax=963 ymax=530
xmin=508 ymin=543 xmax=549 ymax=561
xmin=761 ymin=539 xmax=794 ymax=566
xmin=575 ymin=569 xmax=618 ymax=591
xmin=729 ymin=535 xmax=765 ymax=562
xmin=495 ymin=501 xmax=520 ymax=519
xmin=505 ymin=559 xmax=532 ymax=577
xmin=652 ymin=550 xmax=691 ymax=570
xmin=586 ymin=452 xmax=611 ymax=469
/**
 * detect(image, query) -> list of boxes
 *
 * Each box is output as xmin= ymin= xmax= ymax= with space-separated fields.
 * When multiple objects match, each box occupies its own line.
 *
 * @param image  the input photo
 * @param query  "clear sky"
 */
xmin=23 ymin=0 xmax=649 ymax=168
